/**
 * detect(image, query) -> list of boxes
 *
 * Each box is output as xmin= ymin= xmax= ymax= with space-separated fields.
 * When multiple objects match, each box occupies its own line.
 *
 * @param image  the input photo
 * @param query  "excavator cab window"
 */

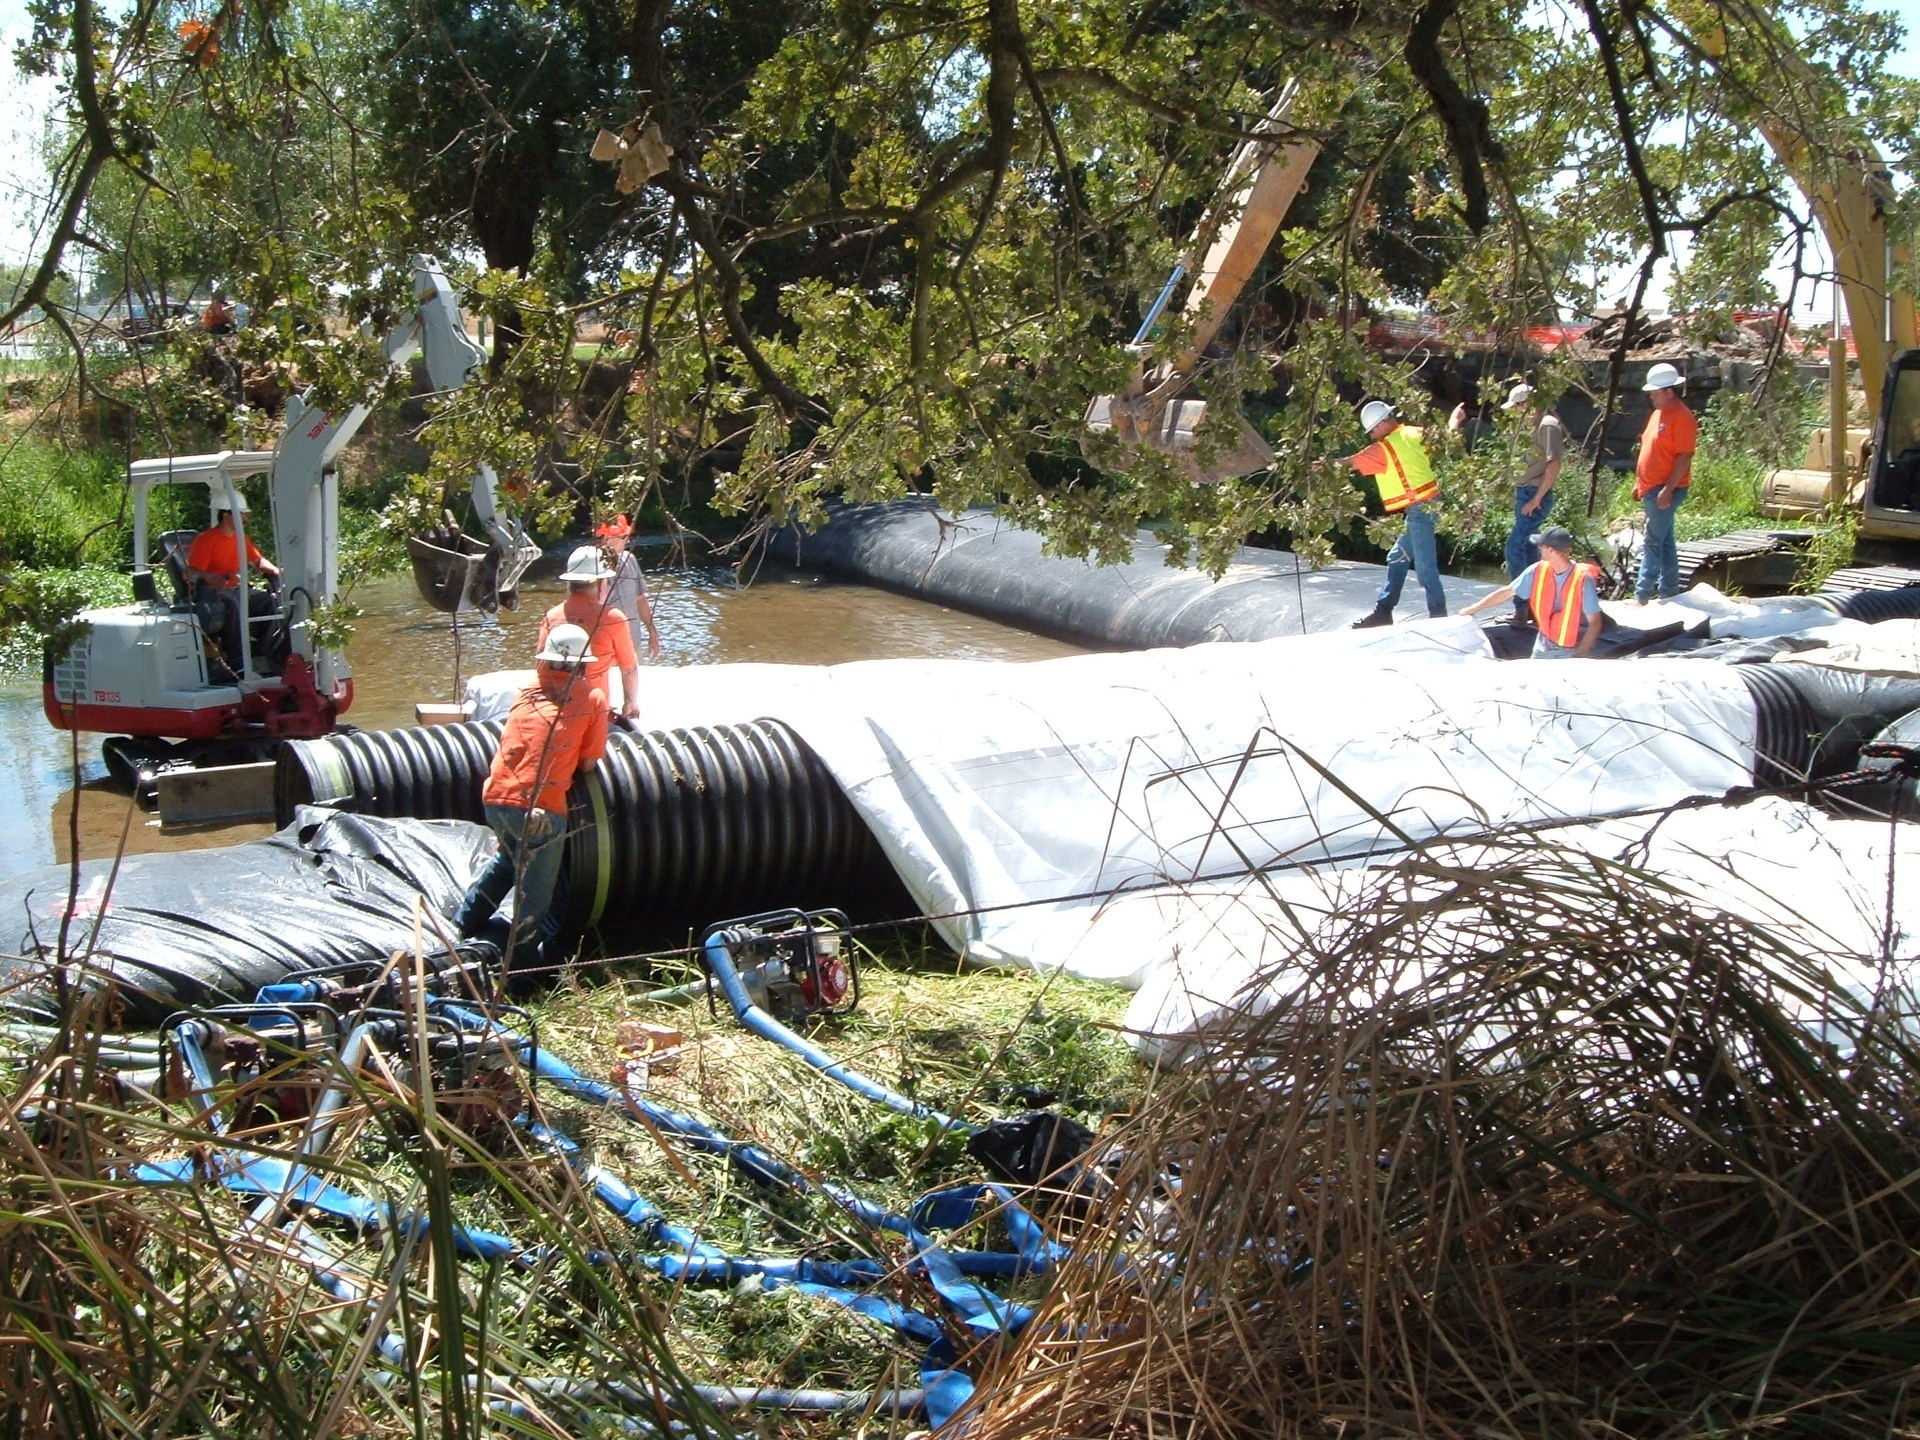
xmin=1876 ymin=362 xmax=1920 ymax=512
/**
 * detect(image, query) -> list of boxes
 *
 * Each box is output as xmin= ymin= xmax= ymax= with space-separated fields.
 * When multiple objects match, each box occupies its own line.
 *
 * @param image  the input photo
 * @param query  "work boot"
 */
xmin=1351 ymin=604 xmax=1394 ymax=629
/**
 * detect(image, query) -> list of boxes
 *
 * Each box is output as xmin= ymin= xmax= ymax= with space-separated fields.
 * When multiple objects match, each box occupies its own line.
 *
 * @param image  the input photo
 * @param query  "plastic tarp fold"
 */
xmin=1123 ymin=797 xmax=1920 ymax=1055
xmin=0 ymin=810 xmax=493 ymax=1024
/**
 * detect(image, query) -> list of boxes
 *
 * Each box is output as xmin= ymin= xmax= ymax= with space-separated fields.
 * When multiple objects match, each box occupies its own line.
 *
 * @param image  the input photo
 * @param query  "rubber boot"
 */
xmin=1351 ymin=603 xmax=1394 ymax=629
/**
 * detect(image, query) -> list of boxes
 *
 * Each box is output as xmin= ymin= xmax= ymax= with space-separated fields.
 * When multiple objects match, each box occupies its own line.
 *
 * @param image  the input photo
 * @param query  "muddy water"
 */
xmin=0 ymin=562 xmax=1081 ymax=881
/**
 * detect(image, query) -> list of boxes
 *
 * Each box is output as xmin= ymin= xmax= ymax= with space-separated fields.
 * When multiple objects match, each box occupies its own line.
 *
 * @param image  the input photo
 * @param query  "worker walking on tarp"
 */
xmin=541 ymin=545 xmax=642 ymax=720
xmin=1634 ymin=362 xmax=1697 ymax=603
xmin=456 ymin=623 xmax=610 ymax=975
xmin=1342 ymin=400 xmax=1447 ymax=627
xmin=1499 ymin=383 xmax=1566 ymax=578
xmin=1461 ymin=525 xmax=1602 ymax=657
xmin=595 ymin=514 xmax=664 ymax=663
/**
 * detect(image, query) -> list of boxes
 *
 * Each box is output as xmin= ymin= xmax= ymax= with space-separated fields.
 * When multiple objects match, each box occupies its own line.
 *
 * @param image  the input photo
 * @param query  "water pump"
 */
xmin=701 ymin=908 xmax=858 ymax=1024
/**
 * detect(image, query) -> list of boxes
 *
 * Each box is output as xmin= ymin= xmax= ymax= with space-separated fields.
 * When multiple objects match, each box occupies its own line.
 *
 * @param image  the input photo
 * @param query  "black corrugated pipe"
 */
xmin=278 ymin=720 xmax=910 ymax=943
xmin=1735 ymin=666 xmax=1818 ymax=787
xmin=1824 ymin=584 xmax=1920 ymax=623
xmin=1734 ymin=665 xmax=1920 ymax=787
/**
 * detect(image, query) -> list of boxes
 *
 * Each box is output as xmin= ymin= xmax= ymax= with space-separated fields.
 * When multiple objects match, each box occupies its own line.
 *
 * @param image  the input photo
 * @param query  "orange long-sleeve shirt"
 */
xmin=482 ymin=678 xmax=610 ymax=815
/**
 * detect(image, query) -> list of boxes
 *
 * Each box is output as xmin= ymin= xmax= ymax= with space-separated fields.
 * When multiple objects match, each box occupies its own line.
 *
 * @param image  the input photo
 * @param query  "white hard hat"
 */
xmin=536 ymin=622 xmax=596 ymax=667
xmin=1642 ymin=362 xmax=1685 ymax=392
xmin=1358 ymin=400 xmax=1398 ymax=431
xmin=1501 ymin=383 xmax=1535 ymax=411
xmin=560 ymin=544 xmax=614 ymax=582
xmin=213 ymin=493 xmax=250 ymax=514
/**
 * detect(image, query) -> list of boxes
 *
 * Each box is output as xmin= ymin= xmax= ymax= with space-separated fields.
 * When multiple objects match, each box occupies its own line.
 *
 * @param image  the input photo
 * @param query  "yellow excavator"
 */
xmin=1083 ymin=81 xmax=1322 ymax=483
xmin=1719 ymin=30 xmax=1919 ymax=544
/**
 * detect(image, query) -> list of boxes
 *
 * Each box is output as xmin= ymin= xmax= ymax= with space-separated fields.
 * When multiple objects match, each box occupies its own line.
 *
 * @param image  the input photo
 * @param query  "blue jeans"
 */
xmin=1505 ymin=486 xmax=1555 ymax=579
xmin=1635 ymin=487 xmax=1688 ymax=601
xmin=1376 ymin=502 xmax=1447 ymax=617
xmin=457 ymin=803 xmax=568 ymax=966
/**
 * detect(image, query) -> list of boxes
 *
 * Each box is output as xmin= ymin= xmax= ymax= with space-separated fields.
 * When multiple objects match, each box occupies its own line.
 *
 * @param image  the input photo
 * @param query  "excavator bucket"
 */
xmin=1083 ymin=394 xmax=1274 ymax=483
xmin=408 ymin=514 xmax=538 ymax=614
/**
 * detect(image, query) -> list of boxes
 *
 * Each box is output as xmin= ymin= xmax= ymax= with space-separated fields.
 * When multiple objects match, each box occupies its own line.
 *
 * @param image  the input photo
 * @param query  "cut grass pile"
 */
xmin=0 ymin=935 xmax=1137 ymax=1436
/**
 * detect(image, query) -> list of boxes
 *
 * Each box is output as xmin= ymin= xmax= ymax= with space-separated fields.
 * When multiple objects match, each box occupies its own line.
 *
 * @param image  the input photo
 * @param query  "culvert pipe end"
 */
xmin=277 ymin=718 xmax=908 ymax=943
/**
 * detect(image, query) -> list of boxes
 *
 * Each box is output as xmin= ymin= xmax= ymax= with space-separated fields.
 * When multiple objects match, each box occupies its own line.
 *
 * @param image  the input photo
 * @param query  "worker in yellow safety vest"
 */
xmin=1339 ymin=400 xmax=1447 ymax=627
xmin=1461 ymin=525 xmax=1602 ymax=657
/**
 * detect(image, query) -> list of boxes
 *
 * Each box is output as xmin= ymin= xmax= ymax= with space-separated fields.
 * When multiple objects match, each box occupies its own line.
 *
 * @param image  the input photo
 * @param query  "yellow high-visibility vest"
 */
xmin=1374 ymin=426 xmax=1441 ymax=512
xmin=1531 ymin=561 xmax=1599 ymax=647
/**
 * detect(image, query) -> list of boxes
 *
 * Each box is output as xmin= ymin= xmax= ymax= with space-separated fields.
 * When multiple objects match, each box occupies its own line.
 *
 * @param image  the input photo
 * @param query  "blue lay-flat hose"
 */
xmin=701 ymin=930 xmax=966 ymax=1133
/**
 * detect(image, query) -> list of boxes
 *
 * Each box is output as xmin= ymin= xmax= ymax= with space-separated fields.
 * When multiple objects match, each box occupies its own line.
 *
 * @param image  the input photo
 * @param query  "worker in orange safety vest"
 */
xmin=1338 ymin=400 xmax=1447 ymax=627
xmin=1461 ymin=524 xmax=1602 ymax=657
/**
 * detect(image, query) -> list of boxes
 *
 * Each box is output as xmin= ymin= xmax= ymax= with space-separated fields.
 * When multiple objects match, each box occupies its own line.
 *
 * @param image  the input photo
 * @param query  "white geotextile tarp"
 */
xmin=471 ymin=617 xmax=1757 ymax=986
xmin=1122 ymin=797 xmax=1920 ymax=1056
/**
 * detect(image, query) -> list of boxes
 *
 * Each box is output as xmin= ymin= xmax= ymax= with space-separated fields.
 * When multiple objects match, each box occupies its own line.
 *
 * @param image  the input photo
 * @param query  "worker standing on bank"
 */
xmin=455 ymin=623 xmax=609 ymax=973
xmin=1461 ymin=525 xmax=1601 ymax=657
xmin=540 ymin=545 xmax=642 ymax=720
xmin=1633 ymin=362 xmax=1696 ymax=603
xmin=594 ymin=515 xmax=664 ymax=663
xmin=1500 ymin=383 xmax=1566 ymax=579
xmin=1341 ymin=400 xmax=1447 ymax=627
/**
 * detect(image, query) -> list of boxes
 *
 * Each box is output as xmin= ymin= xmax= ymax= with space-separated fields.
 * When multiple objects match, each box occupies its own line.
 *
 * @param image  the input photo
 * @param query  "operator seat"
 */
xmin=157 ymin=529 xmax=198 ymax=605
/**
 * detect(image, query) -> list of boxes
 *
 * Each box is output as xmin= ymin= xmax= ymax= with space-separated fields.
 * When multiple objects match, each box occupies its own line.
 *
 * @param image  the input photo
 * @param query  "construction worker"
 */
xmin=1341 ymin=400 xmax=1447 ymax=627
xmin=594 ymin=514 xmax=664 ymax=662
xmin=1461 ymin=525 xmax=1601 ymax=657
xmin=1633 ymin=362 xmax=1696 ymax=603
xmin=186 ymin=495 xmax=280 ymax=588
xmin=455 ymin=622 xmax=610 ymax=973
xmin=1499 ymin=383 xmax=1566 ymax=579
xmin=539 ymin=545 xmax=641 ymax=719
xmin=186 ymin=495 xmax=280 ymax=672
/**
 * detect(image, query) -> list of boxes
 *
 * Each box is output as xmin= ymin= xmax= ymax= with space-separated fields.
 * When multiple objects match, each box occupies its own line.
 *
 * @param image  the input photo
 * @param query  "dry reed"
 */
xmin=967 ymin=846 xmax=1920 ymax=1440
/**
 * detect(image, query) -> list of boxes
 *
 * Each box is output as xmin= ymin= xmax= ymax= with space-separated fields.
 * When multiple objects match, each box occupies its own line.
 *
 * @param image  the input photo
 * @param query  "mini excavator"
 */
xmin=44 ymin=257 xmax=539 ymax=785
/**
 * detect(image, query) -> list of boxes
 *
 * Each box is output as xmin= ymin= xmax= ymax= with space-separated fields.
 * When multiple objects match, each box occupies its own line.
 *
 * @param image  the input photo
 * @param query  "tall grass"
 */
xmin=968 ymin=846 xmax=1920 ymax=1440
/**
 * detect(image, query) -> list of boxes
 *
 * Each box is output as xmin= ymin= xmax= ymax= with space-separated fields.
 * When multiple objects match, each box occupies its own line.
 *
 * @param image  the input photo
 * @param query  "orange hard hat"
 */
xmin=594 ymin=514 xmax=633 ymax=540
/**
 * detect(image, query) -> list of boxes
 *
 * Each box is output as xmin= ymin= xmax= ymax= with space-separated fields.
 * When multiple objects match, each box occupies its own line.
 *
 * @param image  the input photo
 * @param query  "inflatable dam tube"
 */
xmin=770 ymin=502 xmax=1499 ymax=649
xmin=0 ymin=812 xmax=494 ymax=1026
xmin=278 ymin=718 xmax=912 ymax=942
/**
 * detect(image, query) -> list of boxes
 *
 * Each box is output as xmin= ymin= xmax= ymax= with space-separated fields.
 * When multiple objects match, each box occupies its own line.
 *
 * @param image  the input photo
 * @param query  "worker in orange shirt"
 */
xmin=539 ymin=545 xmax=641 ymax=719
xmin=186 ymin=495 xmax=281 ymax=672
xmin=1632 ymin=362 xmax=1697 ymax=603
xmin=186 ymin=495 xmax=280 ymax=588
xmin=455 ymin=623 xmax=610 ymax=975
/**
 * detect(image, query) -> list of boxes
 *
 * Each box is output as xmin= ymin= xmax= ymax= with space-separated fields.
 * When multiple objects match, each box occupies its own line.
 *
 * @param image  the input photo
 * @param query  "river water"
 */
xmin=0 ymin=563 xmax=1080 ymax=882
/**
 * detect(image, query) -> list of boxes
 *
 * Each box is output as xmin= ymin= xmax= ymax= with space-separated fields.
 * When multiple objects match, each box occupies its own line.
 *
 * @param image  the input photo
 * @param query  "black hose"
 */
xmin=1825 ymin=584 xmax=1920 ymax=623
xmin=277 ymin=719 xmax=908 ymax=942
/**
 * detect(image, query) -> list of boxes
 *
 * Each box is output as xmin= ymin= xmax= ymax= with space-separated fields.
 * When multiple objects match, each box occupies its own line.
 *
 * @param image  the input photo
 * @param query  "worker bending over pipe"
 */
xmin=1462 ymin=525 xmax=1602 ymax=658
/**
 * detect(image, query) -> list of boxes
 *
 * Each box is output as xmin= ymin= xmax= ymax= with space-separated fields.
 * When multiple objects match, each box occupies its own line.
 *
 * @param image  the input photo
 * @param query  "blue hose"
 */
xmin=701 ymin=930 xmax=965 ymax=1132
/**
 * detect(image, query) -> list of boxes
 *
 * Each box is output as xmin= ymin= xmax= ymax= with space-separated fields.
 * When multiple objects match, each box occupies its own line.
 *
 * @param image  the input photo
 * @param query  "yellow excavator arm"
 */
xmin=1084 ymin=82 xmax=1323 ymax=482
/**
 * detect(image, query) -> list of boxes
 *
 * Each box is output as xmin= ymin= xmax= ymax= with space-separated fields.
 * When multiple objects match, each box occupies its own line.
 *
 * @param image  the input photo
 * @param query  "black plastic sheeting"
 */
xmin=0 ymin=811 xmax=493 ymax=1025
xmin=770 ymin=501 xmax=1497 ymax=648
xmin=278 ymin=718 xmax=911 ymax=942
xmin=1735 ymin=665 xmax=1920 ymax=786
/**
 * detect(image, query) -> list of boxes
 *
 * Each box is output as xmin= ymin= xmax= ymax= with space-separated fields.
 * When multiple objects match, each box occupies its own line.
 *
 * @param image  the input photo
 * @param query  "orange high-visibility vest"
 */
xmin=1375 ymin=426 xmax=1441 ymax=512
xmin=1530 ymin=561 xmax=1599 ymax=648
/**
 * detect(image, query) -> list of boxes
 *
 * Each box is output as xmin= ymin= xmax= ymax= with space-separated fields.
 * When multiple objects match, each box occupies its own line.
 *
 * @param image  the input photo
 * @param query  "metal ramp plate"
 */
xmin=1819 ymin=566 xmax=1920 ymax=595
xmin=1673 ymin=529 xmax=1815 ymax=589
